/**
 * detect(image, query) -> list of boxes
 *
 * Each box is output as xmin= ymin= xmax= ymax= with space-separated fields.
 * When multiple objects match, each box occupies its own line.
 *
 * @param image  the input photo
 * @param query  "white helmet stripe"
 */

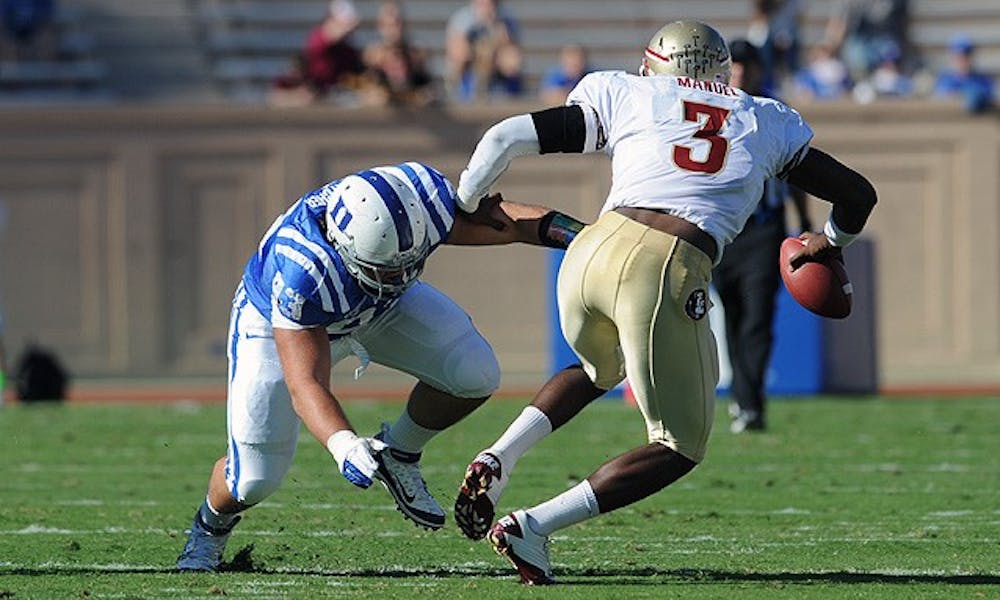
xmin=390 ymin=163 xmax=453 ymax=245
xmin=419 ymin=164 xmax=457 ymax=232
xmin=356 ymin=169 xmax=413 ymax=252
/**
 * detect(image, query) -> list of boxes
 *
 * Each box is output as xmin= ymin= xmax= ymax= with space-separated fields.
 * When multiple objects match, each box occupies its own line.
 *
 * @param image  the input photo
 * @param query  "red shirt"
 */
xmin=304 ymin=27 xmax=363 ymax=92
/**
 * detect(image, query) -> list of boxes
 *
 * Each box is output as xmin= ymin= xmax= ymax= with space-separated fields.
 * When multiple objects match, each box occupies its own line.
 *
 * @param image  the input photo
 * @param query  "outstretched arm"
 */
xmin=457 ymin=104 xmax=598 ymax=212
xmin=784 ymin=147 xmax=877 ymax=269
xmin=457 ymin=115 xmax=540 ymax=213
xmin=447 ymin=193 xmax=586 ymax=248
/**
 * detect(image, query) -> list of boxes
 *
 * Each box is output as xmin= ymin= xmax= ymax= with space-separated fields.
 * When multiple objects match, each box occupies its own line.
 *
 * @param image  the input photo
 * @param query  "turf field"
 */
xmin=0 ymin=396 xmax=997 ymax=599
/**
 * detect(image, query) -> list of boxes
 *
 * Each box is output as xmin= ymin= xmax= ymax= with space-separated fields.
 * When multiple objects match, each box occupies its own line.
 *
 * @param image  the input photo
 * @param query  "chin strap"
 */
xmin=347 ymin=337 xmax=370 ymax=380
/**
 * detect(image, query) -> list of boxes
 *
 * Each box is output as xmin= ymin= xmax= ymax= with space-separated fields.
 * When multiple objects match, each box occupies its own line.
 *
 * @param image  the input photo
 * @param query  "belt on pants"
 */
xmin=613 ymin=207 xmax=718 ymax=262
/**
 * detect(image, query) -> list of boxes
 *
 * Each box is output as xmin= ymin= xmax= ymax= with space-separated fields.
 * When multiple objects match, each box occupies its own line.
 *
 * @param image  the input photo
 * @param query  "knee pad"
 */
xmin=232 ymin=476 xmax=283 ymax=507
xmin=226 ymin=442 xmax=295 ymax=506
xmin=439 ymin=331 xmax=501 ymax=398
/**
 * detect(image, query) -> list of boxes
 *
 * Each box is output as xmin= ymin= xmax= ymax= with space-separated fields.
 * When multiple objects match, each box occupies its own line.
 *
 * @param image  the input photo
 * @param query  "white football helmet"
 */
xmin=326 ymin=168 xmax=430 ymax=299
xmin=640 ymin=20 xmax=732 ymax=84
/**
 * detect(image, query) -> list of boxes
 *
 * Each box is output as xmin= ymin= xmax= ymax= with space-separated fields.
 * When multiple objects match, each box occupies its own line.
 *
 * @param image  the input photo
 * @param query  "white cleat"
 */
xmin=455 ymin=450 xmax=508 ymax=540
xmin=488 ymin=510 xmax=555 ymax=585
xmin=176 ymin=511 xmax=240 ymax=572
xmin=373 ymin=424 xmax=446 ymax=530
xmin=730 ymin=410 xmax=766 ymax=434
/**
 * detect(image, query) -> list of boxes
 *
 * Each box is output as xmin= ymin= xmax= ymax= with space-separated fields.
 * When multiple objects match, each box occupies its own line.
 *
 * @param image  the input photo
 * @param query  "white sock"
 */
xmin=386 ymin=409 xmax=440 ymax=453
xmin=524 ymin=480 xmax=600 ymax=537
xmin=200 ymin=497 xmax=238 ymax=531
xmin=489 ymin=405 xmax=552 ymax=468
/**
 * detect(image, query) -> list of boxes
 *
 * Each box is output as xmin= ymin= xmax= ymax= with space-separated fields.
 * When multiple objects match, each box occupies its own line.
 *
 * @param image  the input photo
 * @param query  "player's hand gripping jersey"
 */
xmin=567 ymin=70 xmax=813 ymax=256
xmin=241 ymin=162 xmax=457 ymax=337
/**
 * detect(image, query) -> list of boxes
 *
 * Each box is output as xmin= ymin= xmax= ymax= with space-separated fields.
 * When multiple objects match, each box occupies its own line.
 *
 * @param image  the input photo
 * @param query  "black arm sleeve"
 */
xmin=531 ymin=105 xmax=587 ymax=154
xmin=786 ymin=147 xmax=877 ymax=234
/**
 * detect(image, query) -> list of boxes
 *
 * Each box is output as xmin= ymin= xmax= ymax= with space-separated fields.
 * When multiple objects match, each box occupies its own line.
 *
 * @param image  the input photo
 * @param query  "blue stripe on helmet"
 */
xmin=423 ymin=166 xmax=457 ymax=220
xmin=397 ymin=163 xmax=447 ymax=240
xmin=357 ymin=169 xmax=413 ymax=252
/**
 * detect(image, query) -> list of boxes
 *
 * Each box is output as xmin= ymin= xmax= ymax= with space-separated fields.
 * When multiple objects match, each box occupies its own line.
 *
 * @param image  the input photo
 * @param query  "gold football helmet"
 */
xmin=640 ymin=20 xmax=731 ymax=84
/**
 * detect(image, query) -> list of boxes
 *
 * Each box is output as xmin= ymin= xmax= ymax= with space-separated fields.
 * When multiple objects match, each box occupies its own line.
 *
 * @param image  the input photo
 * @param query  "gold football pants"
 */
xmin=557 ymin=210 xmax=719 ymax=462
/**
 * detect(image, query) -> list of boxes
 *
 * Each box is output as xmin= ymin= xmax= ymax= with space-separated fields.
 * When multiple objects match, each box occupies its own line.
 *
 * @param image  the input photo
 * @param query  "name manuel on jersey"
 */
xmin=676 ymin=77 xmax=738 ymax=97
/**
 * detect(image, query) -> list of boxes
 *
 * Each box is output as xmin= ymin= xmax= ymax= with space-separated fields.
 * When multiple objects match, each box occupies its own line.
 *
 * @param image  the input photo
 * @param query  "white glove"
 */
xmin=326 ymin=430 xmax=387 ymax=489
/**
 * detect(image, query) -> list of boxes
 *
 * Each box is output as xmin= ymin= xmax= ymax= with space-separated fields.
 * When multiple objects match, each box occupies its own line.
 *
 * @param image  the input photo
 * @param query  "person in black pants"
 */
xmin=714 ymin=39 xmax=811 ymax=433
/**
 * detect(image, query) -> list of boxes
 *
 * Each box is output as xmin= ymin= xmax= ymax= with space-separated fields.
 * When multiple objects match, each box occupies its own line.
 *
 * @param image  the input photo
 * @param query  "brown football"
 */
xmin=779 ymin=237 xmax=852 ymax=319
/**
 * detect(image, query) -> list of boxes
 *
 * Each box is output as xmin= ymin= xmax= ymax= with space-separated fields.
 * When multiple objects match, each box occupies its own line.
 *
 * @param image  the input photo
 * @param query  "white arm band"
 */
xmin=823 ymin=214 xmax=860 ymax=247
xmin=457 ymin=114 xmax=540 ymax=212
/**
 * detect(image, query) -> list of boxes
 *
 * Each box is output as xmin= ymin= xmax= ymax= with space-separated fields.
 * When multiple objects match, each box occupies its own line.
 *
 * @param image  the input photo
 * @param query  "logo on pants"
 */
xmin=685 ymin=288 xmax=707 ymax=320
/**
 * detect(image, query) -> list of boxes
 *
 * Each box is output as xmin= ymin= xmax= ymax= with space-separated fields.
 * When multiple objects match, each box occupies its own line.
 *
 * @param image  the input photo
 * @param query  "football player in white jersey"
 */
xmin=452 ymin=21 xmax=877 ymax=584
xmin=177 ymin=161 xmax=584 ymax=572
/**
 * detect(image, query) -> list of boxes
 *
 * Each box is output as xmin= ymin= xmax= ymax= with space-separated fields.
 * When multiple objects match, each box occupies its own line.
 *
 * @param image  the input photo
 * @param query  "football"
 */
xmin=779 ymin=237 xmax=853 ymax=319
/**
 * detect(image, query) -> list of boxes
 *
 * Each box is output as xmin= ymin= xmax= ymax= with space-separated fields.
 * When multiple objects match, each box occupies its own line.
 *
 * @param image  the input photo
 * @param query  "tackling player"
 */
xmin=452 ymin=21 xmax=877 ymax=584
xmin=177 ymin=161 xmax=583 ymax=572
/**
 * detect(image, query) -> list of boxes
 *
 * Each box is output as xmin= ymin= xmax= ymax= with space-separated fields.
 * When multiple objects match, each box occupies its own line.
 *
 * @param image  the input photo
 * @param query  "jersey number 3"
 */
xmin=673 ymin=101 xmax=730 ymax=174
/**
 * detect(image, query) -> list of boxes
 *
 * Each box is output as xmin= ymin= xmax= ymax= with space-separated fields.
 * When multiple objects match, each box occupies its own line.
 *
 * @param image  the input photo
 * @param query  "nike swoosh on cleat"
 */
xmin=379 ymin=463 xmax=417 ymax=503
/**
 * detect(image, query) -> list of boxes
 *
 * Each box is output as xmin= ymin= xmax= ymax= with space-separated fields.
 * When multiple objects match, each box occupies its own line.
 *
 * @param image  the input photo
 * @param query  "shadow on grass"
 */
xmin=558 ymin=567 xmax=1000 ymax=586
xmin=3 ymin=564 xmax=998 ymax=586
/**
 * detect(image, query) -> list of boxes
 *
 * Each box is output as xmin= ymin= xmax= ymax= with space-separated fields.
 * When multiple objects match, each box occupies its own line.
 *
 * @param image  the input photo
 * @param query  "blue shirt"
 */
xmin=242 ymin=162 xmax=457 ymax=337
xmin=540 ymin=65 xmax=591 ymax=96
xmin=934 ymin=70 xmax=995 ymax=112
xmin=793 ymin=67 xmax=852 ymax=101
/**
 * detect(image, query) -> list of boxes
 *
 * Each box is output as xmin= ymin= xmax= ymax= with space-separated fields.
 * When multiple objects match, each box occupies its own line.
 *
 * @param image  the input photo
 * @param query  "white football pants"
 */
xmin=223 ymin=281 xmax=500 ymax=505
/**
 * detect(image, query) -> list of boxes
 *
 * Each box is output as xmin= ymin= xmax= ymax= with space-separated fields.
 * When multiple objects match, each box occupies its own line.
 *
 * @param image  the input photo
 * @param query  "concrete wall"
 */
xmin=0 ymin=100 xmax=997 ymax=391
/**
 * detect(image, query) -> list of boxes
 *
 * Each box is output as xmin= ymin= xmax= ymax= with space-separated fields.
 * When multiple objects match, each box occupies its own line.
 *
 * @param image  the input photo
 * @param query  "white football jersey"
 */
xmin=567 ymin=70 xmax=813 ymax=256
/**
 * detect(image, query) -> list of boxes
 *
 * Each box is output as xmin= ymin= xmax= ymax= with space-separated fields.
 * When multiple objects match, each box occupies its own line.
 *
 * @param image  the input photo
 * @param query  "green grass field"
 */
xmin=1 ymin=396 xmax=997 ymax=599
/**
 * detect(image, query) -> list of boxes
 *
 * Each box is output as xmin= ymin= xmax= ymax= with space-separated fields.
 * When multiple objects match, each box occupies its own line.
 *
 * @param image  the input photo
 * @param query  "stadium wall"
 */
xmin=0 ymin=100 xmax=997 ymax=393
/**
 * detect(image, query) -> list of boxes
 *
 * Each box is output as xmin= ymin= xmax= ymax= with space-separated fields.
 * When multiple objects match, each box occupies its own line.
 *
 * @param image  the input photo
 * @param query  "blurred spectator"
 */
xmin=715 ymin=40 xmax=811 ymax=434
xmin=934 ymin=35 xmax=995 ymax=114
xmin=445 ymin=0 xmax=521 ymax=102
xmin=271 ymin=54 xmax=318 ymax=107
xmin=269 ymin=0 xmax=364 ymax=107
xmin=0 ymin=0 xmax=56 ymax=61
xmin=792 ymin=43 xmax=852 ymax=102
xmin=539 ymin=44 xmax=592 ymax=104
xmin=825 ymin=0 xmax=910 ymax=81
xmin=852 ymin=40 xmax=913 ymax=102
xmin=747 ymin=0 xmax=803 ymax=95
xmin=488 ymin=40 xmax=524 ymax=100
xmin=359 ymin=1 xmax=436 ymax=107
